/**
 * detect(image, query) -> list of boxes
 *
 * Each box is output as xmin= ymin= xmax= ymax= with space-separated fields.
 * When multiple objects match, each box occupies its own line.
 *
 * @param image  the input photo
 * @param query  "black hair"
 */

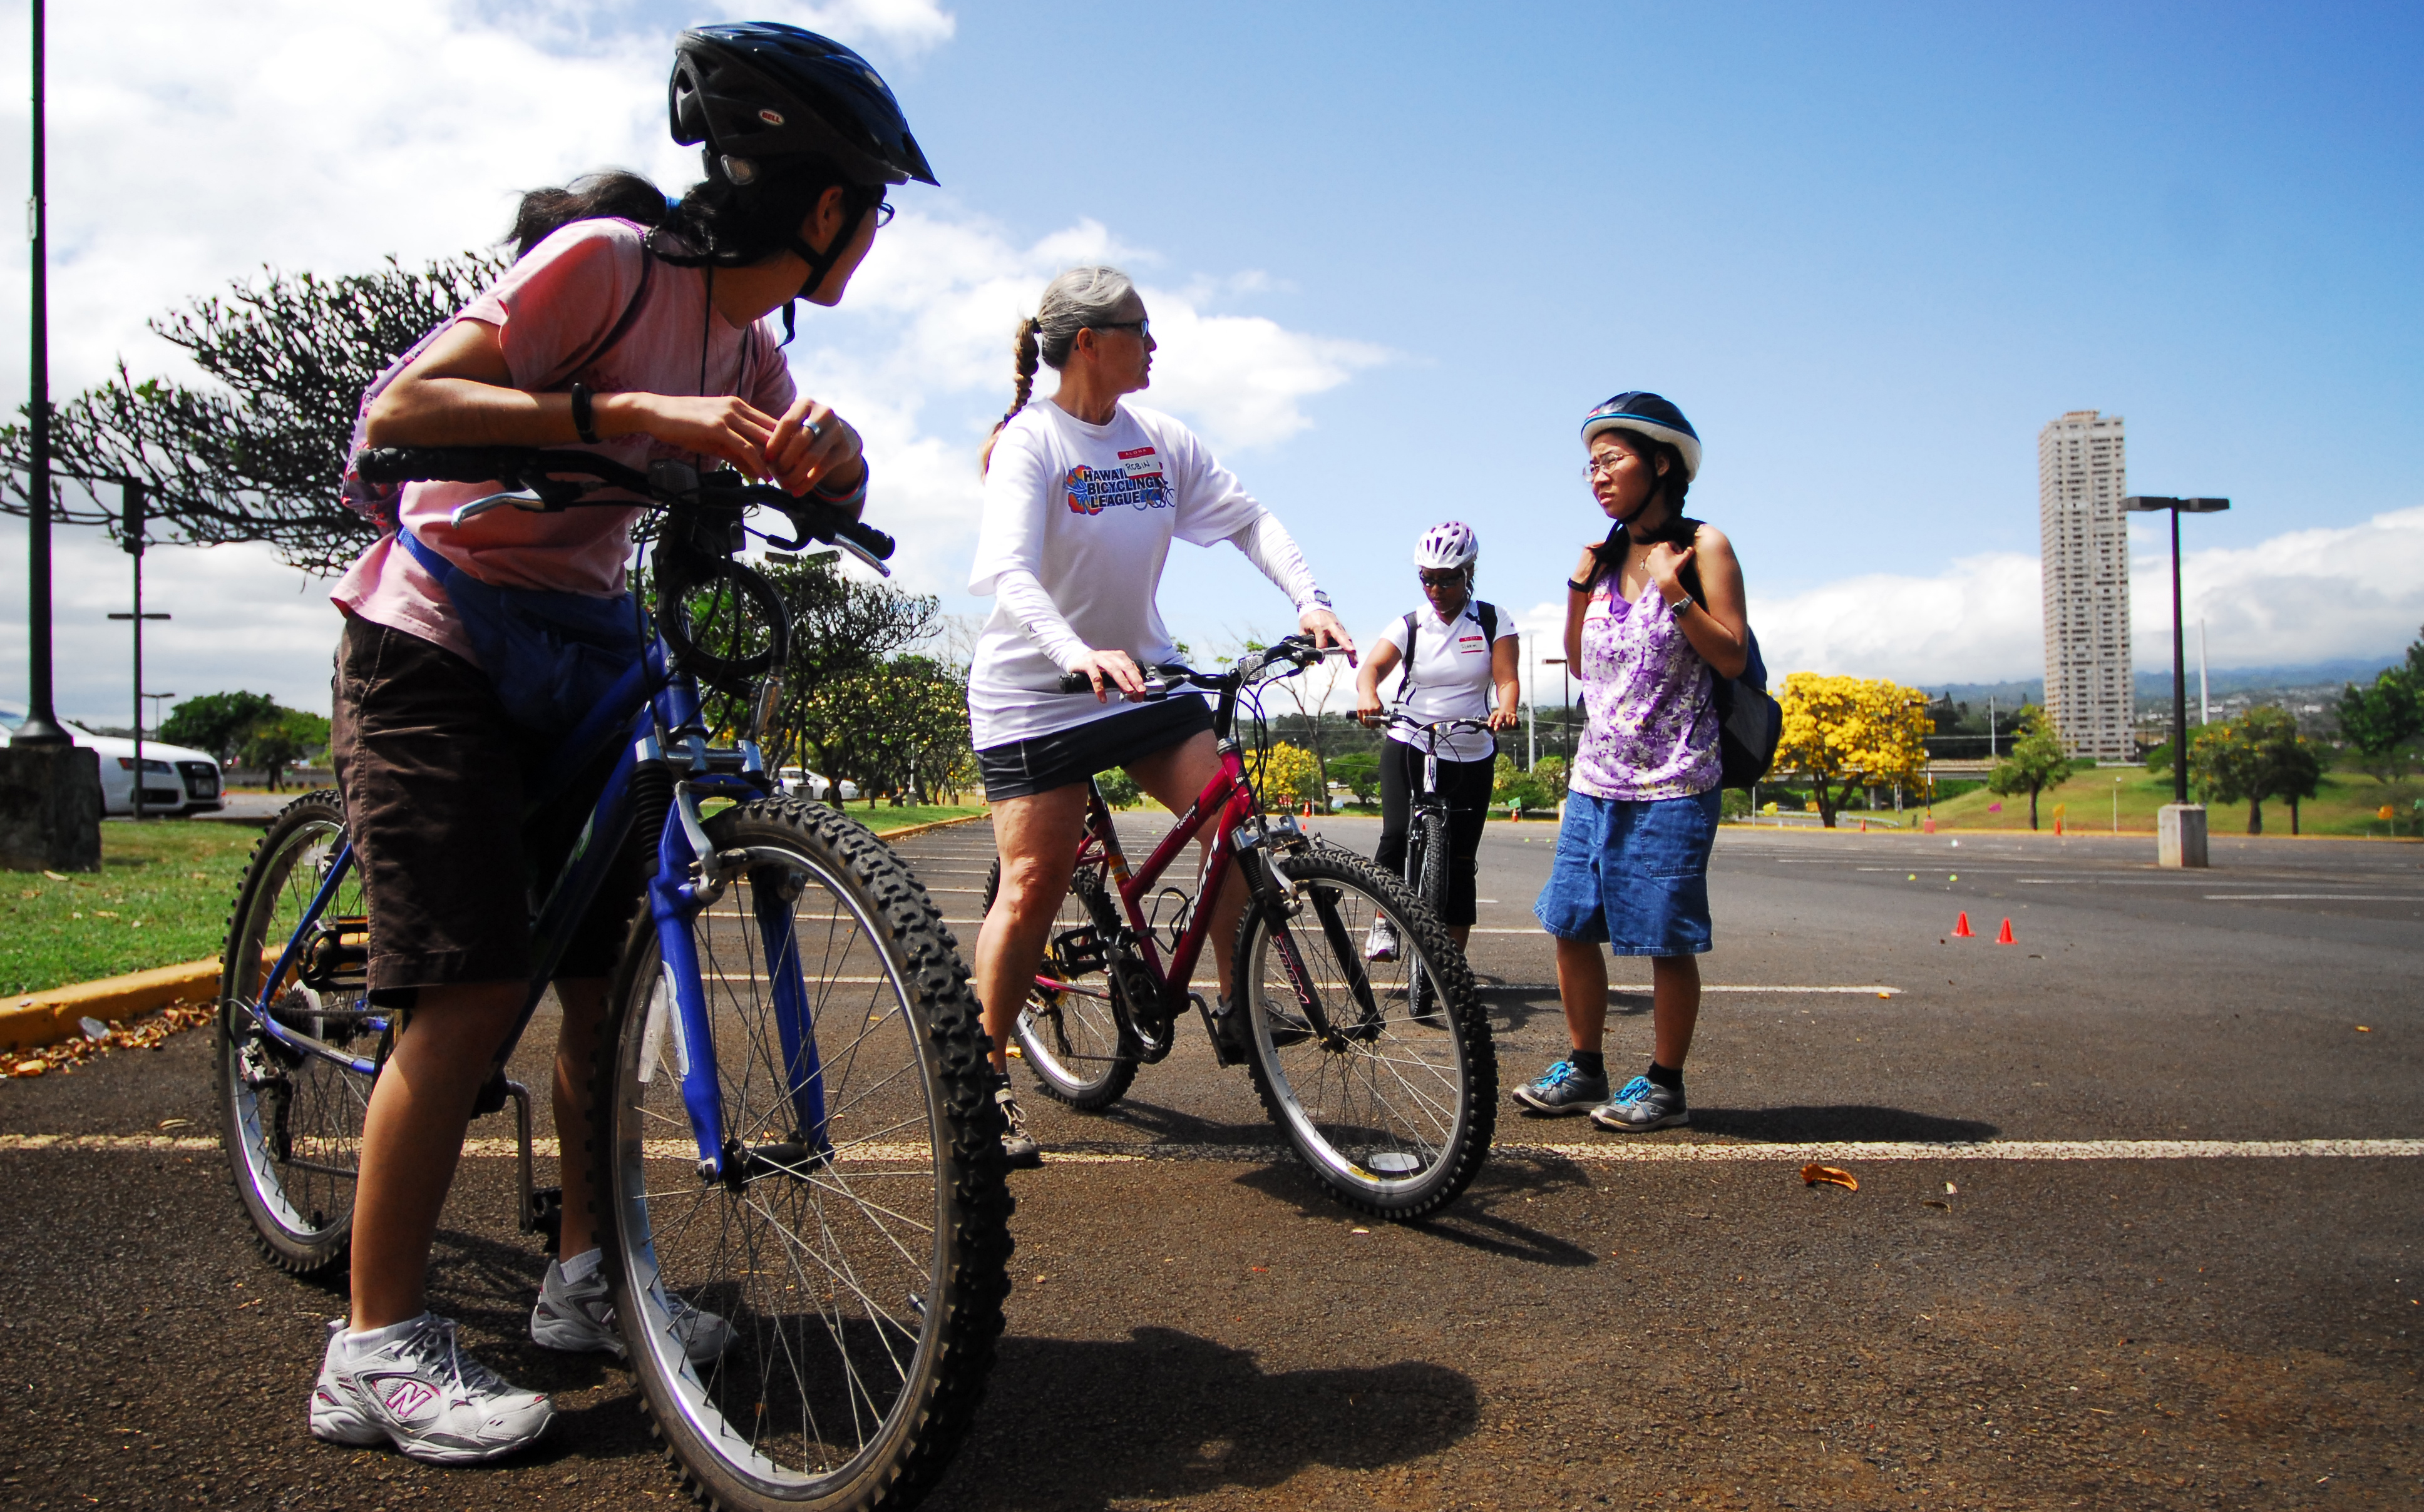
xmin=506 ymin=158 xmax=871 ymax=268
xmin=506 ymin=170 xmax=672 ymax=260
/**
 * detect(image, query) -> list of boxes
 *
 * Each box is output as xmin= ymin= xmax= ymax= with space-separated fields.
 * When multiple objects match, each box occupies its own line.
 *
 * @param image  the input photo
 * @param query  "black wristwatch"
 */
xmin=570 ymin=382 xmax=601 ymax=444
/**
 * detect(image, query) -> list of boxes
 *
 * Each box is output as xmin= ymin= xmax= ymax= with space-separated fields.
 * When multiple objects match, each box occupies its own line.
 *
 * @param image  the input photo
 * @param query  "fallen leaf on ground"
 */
xmin=1802 ymin=1163 xmax=1858 ymax=1191
xmin=1921 ymin=1198 xmax=1949 ymax=1210
xmin=12 ymin=1060 xmax=46 ymax=1078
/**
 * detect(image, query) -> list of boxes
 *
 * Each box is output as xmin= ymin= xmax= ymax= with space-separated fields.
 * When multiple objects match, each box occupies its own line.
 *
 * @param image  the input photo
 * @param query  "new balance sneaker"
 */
xmin=1509 ymin=1058 xmax=1609 ymax=1115
xmin=309 ymin=1313 xmax=553 ymax=1465
xmin=530 ymin=1252 xmax=734 ymax=1364
xmin=997 ymin=1085 xmax=1042 ymax=1170
xmin=1590 ymin=1075 xmax=1690 ymax=1132
xmin=1364 ymin=916 xmax=1400 ymax=963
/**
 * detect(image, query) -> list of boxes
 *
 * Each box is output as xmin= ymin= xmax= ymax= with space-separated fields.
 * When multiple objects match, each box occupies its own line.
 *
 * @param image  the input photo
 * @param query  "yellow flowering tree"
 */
xmin=1248 ymin=740 xmax=1325 ymax=807
xmin=1775 ymin=673 xmax=1933 ymax=827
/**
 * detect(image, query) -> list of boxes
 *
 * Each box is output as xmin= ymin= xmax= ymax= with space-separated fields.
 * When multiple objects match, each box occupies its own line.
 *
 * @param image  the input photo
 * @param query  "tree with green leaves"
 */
xmin=160 ymin=692 xmax=285 ymax=764
xmin=2336 ymin=627 xmax=2421 ymax=785
xmin=240 ymin=720 xmax=312 ymax=792
xmin=1985 ymin=706 xmax=2075 ymax=831
xmin=2193 ymin=705 xmax=2323 ymax=835
xmin=0 ymin=254 xmax=507 ymax=573
xmin=793 ymin=655 xmax=970 ymax=807
xmin=1328 ymin=751 xmax=1380 ymax=805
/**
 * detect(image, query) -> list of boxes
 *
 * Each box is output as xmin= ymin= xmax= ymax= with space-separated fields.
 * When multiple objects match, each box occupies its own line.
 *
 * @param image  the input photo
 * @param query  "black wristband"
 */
xmin=570 ymin=382 xmax=600 ymax=445
xmin=1566 ymin=576 xmax=1595 ymax=593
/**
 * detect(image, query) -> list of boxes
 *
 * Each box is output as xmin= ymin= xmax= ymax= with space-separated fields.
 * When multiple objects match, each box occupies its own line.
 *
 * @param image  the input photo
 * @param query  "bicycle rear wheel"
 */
xmin=1236 ymin=849 xmax=1494 ymax=1220
xmin=215 ymin=790 xmax=377 ymax=1278
xmin=592 ymin=797 xmax=1010 ymax=1512
xmin=982 ymin=859 xmax=1139 ymax=1110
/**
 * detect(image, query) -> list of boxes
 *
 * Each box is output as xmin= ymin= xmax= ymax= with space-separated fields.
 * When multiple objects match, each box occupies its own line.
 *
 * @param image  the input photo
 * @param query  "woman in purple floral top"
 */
xmin=1514 ymin=393 xmax=1751 ymax=1133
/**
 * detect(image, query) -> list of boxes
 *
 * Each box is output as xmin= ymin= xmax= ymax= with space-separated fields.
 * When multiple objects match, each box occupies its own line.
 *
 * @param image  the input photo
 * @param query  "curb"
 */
xmin=866 ymin=811 xmax=990 ymax=845
xmin=2 ymin=958 xmax=220 ymax=1055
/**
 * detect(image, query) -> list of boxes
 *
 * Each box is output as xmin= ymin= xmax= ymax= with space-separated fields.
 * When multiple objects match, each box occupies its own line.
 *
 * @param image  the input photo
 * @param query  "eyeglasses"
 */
xmin=1089 ymin=318 xmax=1150 ymax=340
xmin=870 ymin=198 xmax=896 ymax=228
xmin=1583 ymin=452 xmax=1636 ymax=481
xmin=1417 ymin=569 xmax=1467 ymax=586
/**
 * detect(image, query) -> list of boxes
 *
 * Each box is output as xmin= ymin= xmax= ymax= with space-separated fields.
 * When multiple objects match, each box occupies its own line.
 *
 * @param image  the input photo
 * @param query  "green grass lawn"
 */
xmin=3 ymin=820 xmax=258 ymax=997
xmin=1925 ymin=766 xmax=2424 ymax=838
xmin=2 ymin=803 xmax=988 ymax=999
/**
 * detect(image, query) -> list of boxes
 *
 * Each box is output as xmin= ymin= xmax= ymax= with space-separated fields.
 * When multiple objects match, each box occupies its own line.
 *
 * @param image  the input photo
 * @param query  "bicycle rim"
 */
xmin=1238 ymin=851 xmax=1494 ymax=1220
xmin=988 ymin=859 xmax=1137 ymax=1110
xmin=598 ymin=800 xmax=1009 ymax=1512
xmin=215 ymin=790 xmax=374 ymax=1277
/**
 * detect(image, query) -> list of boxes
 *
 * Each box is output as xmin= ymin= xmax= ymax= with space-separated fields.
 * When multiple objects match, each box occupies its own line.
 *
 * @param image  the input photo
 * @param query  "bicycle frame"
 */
xmin=234 ymin=559 xmax=818 ymax=1186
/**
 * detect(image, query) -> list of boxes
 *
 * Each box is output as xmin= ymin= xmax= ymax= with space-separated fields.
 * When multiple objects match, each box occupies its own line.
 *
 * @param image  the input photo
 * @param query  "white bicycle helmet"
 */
xmin=1414 ymin=521 xmax=1479 ymax=571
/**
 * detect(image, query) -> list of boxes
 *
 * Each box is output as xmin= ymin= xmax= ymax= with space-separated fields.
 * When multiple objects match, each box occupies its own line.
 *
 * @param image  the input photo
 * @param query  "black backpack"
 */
xmin=1592 ymin=518 xmax=1781 ymax=790
xmin=1394 ymin=601 xmax=1499 ymax=701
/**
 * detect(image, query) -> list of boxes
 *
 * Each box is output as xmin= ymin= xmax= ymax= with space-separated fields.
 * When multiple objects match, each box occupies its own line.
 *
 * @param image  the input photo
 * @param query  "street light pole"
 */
xmin=106 ymin=483 xmax=170 ymax=820
xmin=14 ymin=0 xmax=64 ymax=746
xmin=2123 ymin=494 xmax=2229 ymax=864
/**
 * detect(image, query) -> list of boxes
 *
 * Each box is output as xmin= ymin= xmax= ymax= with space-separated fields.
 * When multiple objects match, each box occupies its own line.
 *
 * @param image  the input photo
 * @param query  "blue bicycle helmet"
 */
xmin=671 ymin=23 xmax=938 ymax=189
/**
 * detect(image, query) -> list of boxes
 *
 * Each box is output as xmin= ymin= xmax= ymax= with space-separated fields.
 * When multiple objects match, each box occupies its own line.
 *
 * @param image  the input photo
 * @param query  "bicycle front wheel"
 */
xmin=1235 ymin=850 xmax=1494 ymax=1220
xmin=983 ymin=858 xmax=1139 ymax=1110
xmin=215 ymin=790 xmax=376 ymax=1278
xmin=592 ymin=798 xmax=1011 ymax=1512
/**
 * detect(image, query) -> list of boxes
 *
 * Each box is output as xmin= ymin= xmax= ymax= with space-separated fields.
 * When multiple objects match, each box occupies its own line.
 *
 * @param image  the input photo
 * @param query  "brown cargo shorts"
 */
xmin=329 ymin=615 xmax=644 ymax=994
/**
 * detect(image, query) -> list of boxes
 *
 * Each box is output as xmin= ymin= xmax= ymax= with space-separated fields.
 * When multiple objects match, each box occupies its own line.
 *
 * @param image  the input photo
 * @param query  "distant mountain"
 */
xmin=1924 ymin=655 xmax=2400 ymax=708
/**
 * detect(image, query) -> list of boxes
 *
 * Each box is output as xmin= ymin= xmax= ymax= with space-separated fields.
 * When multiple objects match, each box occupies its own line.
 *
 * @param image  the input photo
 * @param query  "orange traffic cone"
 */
xmin=2053 ymin=817 xmax=2063 ymax=836
xmin=1952 ymin=911 xmax=1975 ymax=938
xmin=1994 ymin=917 xmax=2016 ymax=944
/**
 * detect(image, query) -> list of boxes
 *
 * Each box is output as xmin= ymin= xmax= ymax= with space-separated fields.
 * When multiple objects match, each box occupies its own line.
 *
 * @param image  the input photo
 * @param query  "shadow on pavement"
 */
xmin=938 ymin=1326 xmax=1477 ymax=1510
xmin=1226 ymin=1159 xmax=1600 ymax=1269
xmin=1689 ymin=1105 xmax=2000 ymax=1142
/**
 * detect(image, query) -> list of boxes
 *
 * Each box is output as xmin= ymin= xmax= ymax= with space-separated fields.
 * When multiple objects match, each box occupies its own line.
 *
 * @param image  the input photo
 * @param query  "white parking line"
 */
xmin=2204 ymin=894 xmax=2421 ymax=902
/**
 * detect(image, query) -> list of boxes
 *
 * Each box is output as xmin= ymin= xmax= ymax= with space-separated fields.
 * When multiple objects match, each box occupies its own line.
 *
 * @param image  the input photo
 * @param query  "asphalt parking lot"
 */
xmin=3 ymin=815 xmax=2418 ymax=1510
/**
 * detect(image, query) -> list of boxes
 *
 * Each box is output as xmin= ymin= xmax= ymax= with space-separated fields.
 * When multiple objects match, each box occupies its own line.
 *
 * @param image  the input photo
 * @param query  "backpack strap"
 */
xmin=1394 ymin=611 xmax=1419 ymax=702
xmin=550 ymin=243 xmax=657 ymax=387
xmin=1477 ymin=601 xmax=1498 ymax=642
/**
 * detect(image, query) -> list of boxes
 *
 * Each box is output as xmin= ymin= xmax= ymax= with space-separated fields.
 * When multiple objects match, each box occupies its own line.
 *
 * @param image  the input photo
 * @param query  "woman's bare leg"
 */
xmin=1650 ymin=954 xmax=1701 ymax=1070
xmin=973 ymin=785 xmax=1091 ymax=1073
xmin=1124 ymin=732 xmax=1245 ymax=1002
xmin=1552 ymin=936 xmax=1609 ymax=1055
xmin=551 ymin=978 xmax=608 ymax=1259
xmin=351 ymin=982 xmax=520 ymax=1330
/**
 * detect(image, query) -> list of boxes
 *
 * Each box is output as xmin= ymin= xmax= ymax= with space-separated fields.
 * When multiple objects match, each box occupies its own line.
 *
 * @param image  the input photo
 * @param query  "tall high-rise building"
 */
xmin=2038 ymin=410 xmax=2134 ymax=762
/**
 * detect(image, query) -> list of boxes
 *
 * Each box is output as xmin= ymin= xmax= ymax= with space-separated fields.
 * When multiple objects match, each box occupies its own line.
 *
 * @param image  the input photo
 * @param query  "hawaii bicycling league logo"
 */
xmin=1064 ymin=447 xmax=1172 ymax=515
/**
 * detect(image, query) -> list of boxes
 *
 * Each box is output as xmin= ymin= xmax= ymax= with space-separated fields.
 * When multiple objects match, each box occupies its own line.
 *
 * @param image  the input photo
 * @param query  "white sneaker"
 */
xmin=309 ymin=1314 xmax=553 ymax=1464
xmin=1364 ymin=916 xmax=1399 ymax=962
xmin=530 ymin=1252 xmax=734 ymax=1365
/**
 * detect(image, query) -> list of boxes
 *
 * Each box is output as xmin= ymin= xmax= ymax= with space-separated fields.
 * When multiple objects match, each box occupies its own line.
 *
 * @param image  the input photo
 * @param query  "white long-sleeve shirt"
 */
xmin=967 ymin=397 xmax=1322 ymax=749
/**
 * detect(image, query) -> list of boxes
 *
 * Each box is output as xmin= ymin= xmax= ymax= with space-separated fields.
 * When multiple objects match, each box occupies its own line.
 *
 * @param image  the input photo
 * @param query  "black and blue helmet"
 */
xmin=1581 ymin=392 xmax=1701 ymax=481
xmin=670 ymin=23 xmax=938 ymax=188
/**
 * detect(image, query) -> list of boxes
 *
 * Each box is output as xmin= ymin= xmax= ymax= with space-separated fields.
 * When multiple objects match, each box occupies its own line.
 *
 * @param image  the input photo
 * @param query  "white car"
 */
xmin=0 ymin=702 xmax=226 ymax=817
xmin=776 ymin=767 xmax=859 ymax=802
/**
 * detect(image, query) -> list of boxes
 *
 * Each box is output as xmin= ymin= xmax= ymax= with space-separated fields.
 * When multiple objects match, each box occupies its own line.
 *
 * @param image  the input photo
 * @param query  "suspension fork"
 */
xmin=650 ymin=784 xmax=729 ymax=1175
xmin=752 ymin=866 xmax=829 ymax=1158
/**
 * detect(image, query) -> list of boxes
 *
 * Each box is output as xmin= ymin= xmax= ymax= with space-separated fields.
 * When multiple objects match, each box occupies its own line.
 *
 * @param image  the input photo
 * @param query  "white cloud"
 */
xmin=1745 ymin=507 xmax=2424 ymax=686
xmin=0 ymin=3 xmax=1389 ymax=715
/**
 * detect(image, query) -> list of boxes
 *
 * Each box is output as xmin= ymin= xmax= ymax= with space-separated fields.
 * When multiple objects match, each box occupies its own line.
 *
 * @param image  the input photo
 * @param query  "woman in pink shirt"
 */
xmin=306 ymin=25 xmax=937 ymax=1466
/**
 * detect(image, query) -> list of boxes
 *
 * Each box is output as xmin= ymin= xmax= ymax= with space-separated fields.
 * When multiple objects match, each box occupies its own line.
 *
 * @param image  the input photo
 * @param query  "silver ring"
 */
xmin=805 ymin=419 xmax=826 ymax=442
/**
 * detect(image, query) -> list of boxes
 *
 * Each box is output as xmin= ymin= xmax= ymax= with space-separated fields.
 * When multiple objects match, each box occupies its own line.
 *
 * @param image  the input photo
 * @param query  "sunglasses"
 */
xmin=1088 ymin=318 xmax=1151 ymax=339
xmin=1418 ymin=569 xmax=1468 ymax=586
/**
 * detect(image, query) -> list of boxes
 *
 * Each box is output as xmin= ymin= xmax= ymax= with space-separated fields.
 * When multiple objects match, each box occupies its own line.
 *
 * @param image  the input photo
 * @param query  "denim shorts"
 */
xmin=1533 ymin=788 xmax=1722 ymax=956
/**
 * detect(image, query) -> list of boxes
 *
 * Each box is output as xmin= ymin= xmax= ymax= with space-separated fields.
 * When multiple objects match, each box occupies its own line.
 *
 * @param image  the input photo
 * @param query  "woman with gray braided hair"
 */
xmin=965 ymin=265 xmax=1354 ymax=1167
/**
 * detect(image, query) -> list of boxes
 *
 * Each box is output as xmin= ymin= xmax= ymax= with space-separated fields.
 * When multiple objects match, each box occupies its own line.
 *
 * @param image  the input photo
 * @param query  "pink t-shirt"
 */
xmin=331 ymin=218 xmax=797 ymax=665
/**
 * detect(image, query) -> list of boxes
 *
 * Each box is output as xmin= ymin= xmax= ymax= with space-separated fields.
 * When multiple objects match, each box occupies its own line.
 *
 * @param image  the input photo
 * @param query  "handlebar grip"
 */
xmin=1057 ymin=672 xmax=1094 ymax=694
xmin=835 ymin=519 xmax=896 ymax=562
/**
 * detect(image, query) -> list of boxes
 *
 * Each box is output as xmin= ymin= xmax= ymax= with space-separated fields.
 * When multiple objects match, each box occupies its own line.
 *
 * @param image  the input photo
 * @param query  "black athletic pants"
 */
xmin=1374 ymin=737 xmax=1496 ymax=927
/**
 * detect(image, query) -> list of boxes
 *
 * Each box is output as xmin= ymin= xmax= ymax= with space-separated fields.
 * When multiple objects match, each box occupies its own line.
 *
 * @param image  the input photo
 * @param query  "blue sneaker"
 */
xmin=1510 ymin=1059 xmax=1608 ymax=1115
xmin=1590 ymin=1075 xmax=1689 ymax=1132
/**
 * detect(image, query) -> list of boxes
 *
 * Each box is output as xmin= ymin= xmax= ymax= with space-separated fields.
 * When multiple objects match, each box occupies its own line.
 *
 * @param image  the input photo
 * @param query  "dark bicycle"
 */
xmin=980 ymin=639 xmax=1496 ymax=1220
xmin=215 ymin=446 xmax=1009 ymax=1512
xmin=1367 ymin=712 xmax=1494 ymax=1023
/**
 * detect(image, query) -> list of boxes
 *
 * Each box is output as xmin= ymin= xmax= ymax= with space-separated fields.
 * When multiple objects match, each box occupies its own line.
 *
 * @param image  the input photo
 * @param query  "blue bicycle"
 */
xmin=213 ymin=447 xmax=1010 ymax=1512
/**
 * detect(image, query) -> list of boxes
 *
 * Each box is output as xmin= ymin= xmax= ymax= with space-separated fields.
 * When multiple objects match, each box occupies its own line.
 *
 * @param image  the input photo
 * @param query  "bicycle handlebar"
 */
xmin=355 ymin=446 xmax=897 ymax=568
xmin=1052 ymin=635 xmax=1341 ymax=696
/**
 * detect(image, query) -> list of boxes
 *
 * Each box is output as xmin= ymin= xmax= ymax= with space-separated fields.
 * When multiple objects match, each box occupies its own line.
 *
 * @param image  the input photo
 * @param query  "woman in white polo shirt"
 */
xmin=1352 ymin=522 xmax=1520 ymax=958
xmin=968 ymin=264 xmax=1353 ymax=1167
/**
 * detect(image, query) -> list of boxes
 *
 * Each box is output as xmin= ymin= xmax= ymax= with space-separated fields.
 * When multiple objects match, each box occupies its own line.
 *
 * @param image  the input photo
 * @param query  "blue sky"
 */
xmin=2 ymin=0 xmax=2420 ymax=720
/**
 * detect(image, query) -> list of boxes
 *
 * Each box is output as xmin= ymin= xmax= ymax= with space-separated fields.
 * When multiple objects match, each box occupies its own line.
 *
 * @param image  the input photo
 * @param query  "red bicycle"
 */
xmin=982 ymin=635 xmax=1495 ymax=1219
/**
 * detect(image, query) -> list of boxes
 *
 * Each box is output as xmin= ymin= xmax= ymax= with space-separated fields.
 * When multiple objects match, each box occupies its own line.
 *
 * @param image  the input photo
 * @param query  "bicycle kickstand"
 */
xmin=499 ymin=1079 xmax=565 ymax=1254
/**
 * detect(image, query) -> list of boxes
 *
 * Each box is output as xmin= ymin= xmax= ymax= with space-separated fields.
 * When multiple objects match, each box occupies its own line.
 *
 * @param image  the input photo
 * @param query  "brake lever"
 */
xmin=450 ymin=491 xmax=552 ymax=525
xmin=831 ymin=534 xmax=893 ymax=578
